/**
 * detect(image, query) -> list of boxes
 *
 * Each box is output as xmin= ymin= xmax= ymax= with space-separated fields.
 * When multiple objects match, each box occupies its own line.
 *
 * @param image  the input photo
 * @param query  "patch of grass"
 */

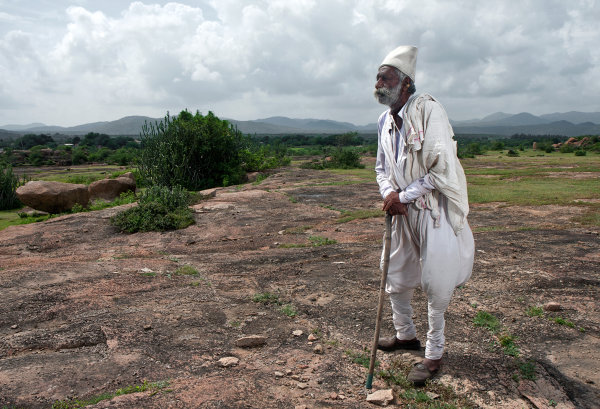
xmin=518 ymin=360 xmax=537 ymax=381
xmin=571 ymin=208 xmax=600 ymax=227
xmin=279 ymin=303 xmax=297 ymax=318
xmin=175 ymin=265 xmax=198 ymax=276
xmin=473 ymin=310 xmax=501 ymax=333
xmin=336 ymin=209 xmax=383 ymax=223
xmin=325 ymin=338 xmax=339 ymax=347
xmin=499 ymin=334 xmax=520 ymax=357
xmin=140 ymin=272 xmax=156 ymax=277
xmin=0 ymin=209 xmax=52 ymax=230
xmin=229 ymin=320 xmax=241 ymax=328
xmin=252 ymin=173 xmax=268 ymax=185
xmin=345 ymin=349 xmax=375 ymax=369
xmin=526 ymin=306 xmax=544 ymax=317
xmin=252 ymin=292 xmax=281 ymax=305
xmin=308 ymin=235 xmax=337 ymax=246
xmin=51 ymin=380 xmax=169 ymax=409
xmin=551 ymin=316 xmax=575 ymax=328
xmin=86 ymin=191 xmax=137 ymax=211
xmin=401 ymin=389 xmax=431 ymax=403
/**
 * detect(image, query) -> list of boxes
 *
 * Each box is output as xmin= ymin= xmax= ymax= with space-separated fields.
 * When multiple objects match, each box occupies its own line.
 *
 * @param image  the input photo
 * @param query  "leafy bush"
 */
xmin=110 ymin=185 xmax=194 ymax=233
xmin=138 ymin=110 xmax=246 ymax=190
xmin=139 ymin=185 xmax=191 ymax=210
xmin=0 ymin=163 xmax=21 ymax=210
xmin=506 ymin=149 xmax=519 ymax=157
xmin=300 ymin=148 xmax=364 ymax=170
xmin=559 ymin=144 xmax=574 ymax=153
xmin=574 ymin=149 xmax=586 ymax=156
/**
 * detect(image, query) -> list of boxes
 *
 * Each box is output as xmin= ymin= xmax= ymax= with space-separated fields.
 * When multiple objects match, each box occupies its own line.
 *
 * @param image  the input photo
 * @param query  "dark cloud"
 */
xmin=0 ymin=0 xmax=598 ymax=125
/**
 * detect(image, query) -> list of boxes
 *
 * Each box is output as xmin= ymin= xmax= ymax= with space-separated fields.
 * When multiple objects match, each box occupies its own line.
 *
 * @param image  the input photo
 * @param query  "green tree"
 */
xmin=0 ymin=162 xmax=21 ymax=210
xmin=138 ymin=110 xmax=246 ymax=190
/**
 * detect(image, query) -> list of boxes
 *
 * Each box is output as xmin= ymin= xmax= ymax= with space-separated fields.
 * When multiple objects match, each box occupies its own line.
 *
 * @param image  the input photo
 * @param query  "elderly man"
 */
xmin=373 ymin=45 xmax=474 ymax=385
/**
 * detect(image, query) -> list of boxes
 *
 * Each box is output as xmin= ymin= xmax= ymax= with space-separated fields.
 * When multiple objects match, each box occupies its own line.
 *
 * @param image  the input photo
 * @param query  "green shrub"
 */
xmin=110 ymin=185 xmax=194 ymax=233
xmin=0 ymin=163 xmax=21 ymax=210
xmin=139 ymin=185 xmax=191 ymax=210
xmin=506 ymin=149 xmax=519 ymax=157
xmin=574 ymin=149 xmax=586 ymax=156
xmin=559 ymin=144 xmax=574 ymax=153
xmin=138 ymin=110 xmax=246 ymax=190
xmin=329 ymin=148 xmax=364 ymax=169
xmin=300 ymin=148 xmax=364 ymax=170
xmin=110 ymin=202 xmax=194 ymax=233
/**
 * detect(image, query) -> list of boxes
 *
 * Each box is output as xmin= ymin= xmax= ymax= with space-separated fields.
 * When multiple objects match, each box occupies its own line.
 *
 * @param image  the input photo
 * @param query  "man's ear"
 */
xmin=402 ymin=76 xmax=412 ymax=89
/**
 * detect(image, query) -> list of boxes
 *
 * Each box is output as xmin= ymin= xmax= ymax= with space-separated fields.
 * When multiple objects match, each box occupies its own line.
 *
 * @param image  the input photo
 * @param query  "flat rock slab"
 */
xmin=218 ymin=357 xmax=239 ymax=367
xmin=366 ymin=389 xmax=394 ymax=406
xmin=235 ymin=335 xmax=267 ymax=348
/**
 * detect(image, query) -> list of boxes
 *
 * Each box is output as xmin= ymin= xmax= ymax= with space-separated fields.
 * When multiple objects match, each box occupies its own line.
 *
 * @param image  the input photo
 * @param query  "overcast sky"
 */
xmin=1 ymin=0 xmax=599 ymax=127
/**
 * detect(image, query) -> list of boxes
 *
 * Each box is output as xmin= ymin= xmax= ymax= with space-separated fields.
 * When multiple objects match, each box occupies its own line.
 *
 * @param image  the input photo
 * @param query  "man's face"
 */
xmin=374 ymin=66 xmax=401 ymax=107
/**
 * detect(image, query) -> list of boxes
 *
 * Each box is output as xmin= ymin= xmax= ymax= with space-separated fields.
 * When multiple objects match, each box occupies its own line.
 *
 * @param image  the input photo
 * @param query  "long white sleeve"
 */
xmin=399 ymin=174 xmax=435 ymax=203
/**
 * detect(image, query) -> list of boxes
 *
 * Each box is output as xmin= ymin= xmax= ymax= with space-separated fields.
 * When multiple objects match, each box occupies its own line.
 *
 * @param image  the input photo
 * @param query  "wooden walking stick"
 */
xmin=365 ymin=212 xmax=393 ymax=390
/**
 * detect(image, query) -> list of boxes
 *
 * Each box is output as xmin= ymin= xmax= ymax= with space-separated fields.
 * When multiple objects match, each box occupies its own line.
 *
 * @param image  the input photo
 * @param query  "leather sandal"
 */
xmin=377 ymin=336 xmax=421 ymax=352
xmin=407 ymin=362 xmax=439 ymax=385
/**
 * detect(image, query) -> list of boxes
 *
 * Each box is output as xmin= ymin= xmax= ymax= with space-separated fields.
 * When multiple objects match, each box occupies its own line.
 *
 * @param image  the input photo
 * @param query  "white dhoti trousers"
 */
xmin=381 ymin=195 xmax=474 ymax=360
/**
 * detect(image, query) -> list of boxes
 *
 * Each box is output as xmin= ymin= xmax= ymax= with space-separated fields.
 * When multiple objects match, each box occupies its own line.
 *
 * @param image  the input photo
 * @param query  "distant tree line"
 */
xmin=0 ymin=132 xmax=139 ymax=167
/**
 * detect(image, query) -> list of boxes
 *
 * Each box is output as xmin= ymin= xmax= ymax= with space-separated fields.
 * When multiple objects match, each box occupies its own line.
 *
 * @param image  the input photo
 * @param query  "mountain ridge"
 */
xmin=2 ymin=111 xmax=600 ymax=137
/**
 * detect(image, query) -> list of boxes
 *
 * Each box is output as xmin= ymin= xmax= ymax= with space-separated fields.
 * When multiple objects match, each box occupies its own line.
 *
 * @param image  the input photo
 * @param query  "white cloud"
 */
xmin=0 ymin=0 xmax=599 ymax=126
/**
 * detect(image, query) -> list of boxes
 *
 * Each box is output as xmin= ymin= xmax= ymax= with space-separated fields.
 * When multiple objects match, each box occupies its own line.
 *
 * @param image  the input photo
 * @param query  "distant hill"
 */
xmin=454 ymin=120 xmax=600 ymax=137
xmin=2 ymin=110 xmax=599 ymax=136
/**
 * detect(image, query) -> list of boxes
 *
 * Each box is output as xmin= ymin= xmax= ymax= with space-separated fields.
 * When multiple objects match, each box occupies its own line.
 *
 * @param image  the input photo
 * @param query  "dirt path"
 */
xmin=0 ymin=167 xmax=598 ymax=408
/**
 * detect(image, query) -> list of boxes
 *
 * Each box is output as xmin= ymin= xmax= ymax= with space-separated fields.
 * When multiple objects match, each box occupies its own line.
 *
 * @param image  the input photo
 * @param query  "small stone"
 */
xmin=291 ymin=375 xmax=301 ymax=380
xmin=294 ymin=405 xmax=308 ymax=409
xmin=235 ymin=335 xmax=267 ymax=348
xmin=544 ymin=301 xmax=562 ymax=311
xmin=218 ymin=357 xmax=239 ymax=367
xmin=140 ymin=267 xmax=153 ymax=273
xmin=313 ymin=344 xmax=323 ymax=354
xmin=11 ymin=324 xmax=18 ymax=329
xmin=143 ymin=324 xmax=152 ymax=331
xmin=307 ymin=334 xmax=317 ymax=341
xmin=297 ymin=382 xmax=308 ymax=389
xmin=274 ymin=371 xmax=284 ymax=378
xmin=286 ymin=369 xmax=293 ymax=376
xmin=366 ymin=389 xmax=394 ymax=406
xmin=293 ymin=330 xmax=303 ymax=337
xmin=330 ymin=392 xmax=338 ymax=399
xmin=426 ymin=391 xmax=439 ymax=399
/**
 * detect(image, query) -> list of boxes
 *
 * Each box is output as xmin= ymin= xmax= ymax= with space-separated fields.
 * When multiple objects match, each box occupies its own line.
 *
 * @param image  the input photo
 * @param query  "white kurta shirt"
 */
xmin=375 ymin=94 xmax=470 ymax=235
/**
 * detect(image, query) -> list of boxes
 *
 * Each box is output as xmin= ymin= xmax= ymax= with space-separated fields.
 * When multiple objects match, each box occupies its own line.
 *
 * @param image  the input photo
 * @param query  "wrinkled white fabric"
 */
xmin=376 ymin=94 xmax=470 ymax=235
xmin=399 ymin=174 xmax=435 ymax=203
xmin=384 ymin=196 xmax=474 ymax=359
xmin=375 ymin=94 xmax=475 ymax=360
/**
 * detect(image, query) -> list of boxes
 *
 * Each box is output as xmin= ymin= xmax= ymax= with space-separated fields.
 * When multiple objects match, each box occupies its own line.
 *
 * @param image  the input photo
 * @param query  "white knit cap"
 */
xmin=380 ymin=45 xmax=418 ymax=81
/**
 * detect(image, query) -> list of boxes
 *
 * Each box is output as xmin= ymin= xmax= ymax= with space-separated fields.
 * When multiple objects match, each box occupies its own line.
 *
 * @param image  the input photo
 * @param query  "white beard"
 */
xmin=374 ymin=83 xmax=402 ymax=107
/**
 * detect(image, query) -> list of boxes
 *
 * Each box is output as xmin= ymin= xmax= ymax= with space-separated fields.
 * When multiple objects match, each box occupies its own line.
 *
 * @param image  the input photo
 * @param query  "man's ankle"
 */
xmin=423 ymin=357 xmax=442 ymax=371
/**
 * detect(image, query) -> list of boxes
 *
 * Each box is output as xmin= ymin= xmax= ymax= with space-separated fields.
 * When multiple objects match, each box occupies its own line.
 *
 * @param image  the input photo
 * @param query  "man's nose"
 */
xmin=375 ymin=79 xmax=384 ymax=89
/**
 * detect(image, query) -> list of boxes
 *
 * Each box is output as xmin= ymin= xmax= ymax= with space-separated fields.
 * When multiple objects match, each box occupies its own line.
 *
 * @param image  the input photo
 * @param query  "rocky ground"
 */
xmin=0 ymin=165 xmax=598 ymax=408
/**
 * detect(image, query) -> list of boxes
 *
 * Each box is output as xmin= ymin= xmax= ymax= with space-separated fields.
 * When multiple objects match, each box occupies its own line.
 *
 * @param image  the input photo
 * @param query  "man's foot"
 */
xmin=377 ymin=336 xmax=421 ymax=352
xmin=407 ymin=359 xmax=442 ymax=386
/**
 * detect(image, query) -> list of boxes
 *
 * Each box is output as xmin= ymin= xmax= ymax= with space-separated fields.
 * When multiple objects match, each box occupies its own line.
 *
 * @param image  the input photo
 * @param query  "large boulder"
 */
xmin=16 ymin=181 xmax=89 ymax=213
xmin=88 ymin=172 xmax=136 ymax=202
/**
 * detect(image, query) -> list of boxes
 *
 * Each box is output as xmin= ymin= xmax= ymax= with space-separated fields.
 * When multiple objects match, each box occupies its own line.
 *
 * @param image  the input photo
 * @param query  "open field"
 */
xmin=0 ymin=152 xmax=598 ymax=408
